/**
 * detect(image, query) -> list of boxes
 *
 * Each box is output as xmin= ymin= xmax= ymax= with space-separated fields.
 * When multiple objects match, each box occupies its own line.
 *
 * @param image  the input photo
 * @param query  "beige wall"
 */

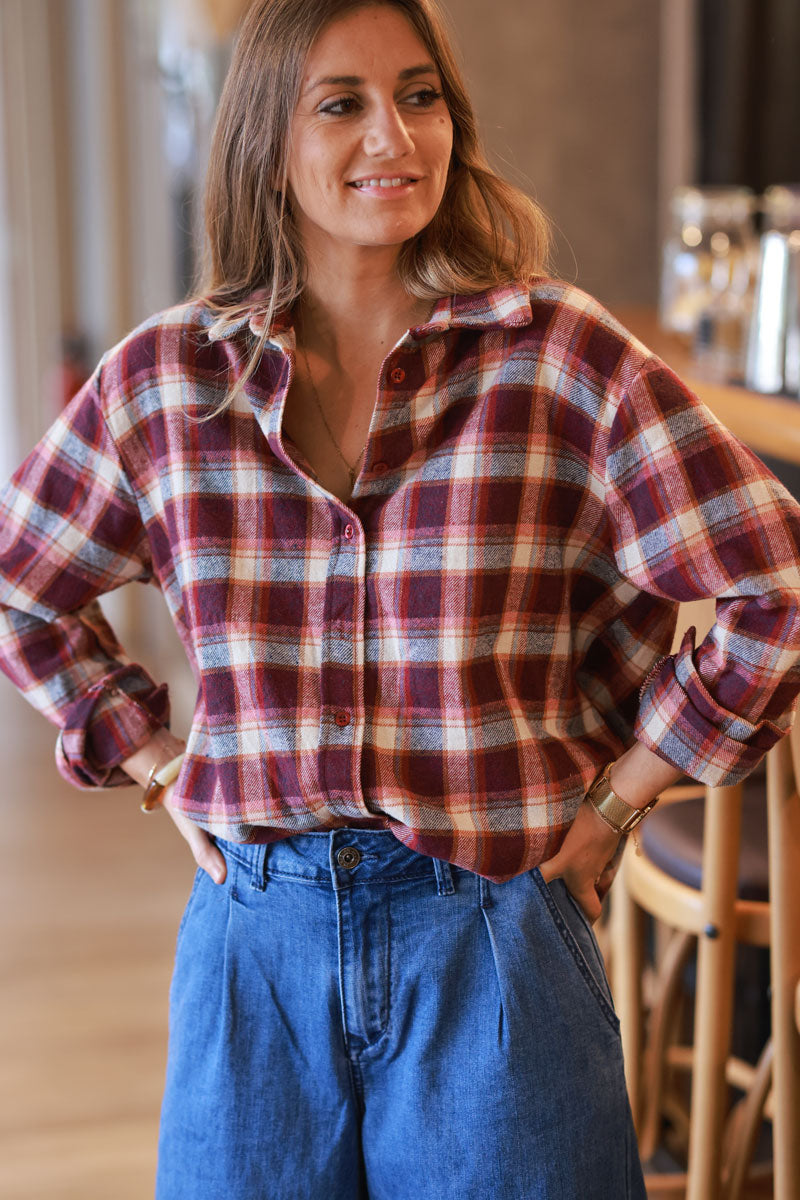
xmin=440 ymin=0 xmax=661 ymax=308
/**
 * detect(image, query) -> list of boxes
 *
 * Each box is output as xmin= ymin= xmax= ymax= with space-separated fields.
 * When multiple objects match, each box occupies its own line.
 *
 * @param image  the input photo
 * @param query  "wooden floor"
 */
xmin=0 ymin=642 xmax=196 ymax=1198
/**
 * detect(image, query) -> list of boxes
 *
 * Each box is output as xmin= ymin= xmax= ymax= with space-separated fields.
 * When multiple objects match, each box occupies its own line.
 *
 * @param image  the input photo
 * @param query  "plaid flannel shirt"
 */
xmin=2 ymin=278 xmax=800 ymax=881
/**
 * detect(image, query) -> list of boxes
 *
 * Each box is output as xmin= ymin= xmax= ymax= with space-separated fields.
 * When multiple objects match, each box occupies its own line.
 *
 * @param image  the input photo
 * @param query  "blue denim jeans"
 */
xmin=156 ymin=828 xmax=646 ymax=1199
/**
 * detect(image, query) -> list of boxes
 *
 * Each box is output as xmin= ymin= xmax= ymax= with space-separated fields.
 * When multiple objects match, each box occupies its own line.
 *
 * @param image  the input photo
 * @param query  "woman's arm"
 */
xmin=0 ymin=366 xmax=170 ymax=787
xmin=545 ymin=352 xmax=800 ymax=921
xmin=606 ymin=356 xmax=800 ymax=784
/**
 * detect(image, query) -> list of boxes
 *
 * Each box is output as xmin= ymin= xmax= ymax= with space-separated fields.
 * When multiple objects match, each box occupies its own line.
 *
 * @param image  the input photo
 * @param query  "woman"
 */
xmin=2 ymin=1 xmax=799 ymax=1196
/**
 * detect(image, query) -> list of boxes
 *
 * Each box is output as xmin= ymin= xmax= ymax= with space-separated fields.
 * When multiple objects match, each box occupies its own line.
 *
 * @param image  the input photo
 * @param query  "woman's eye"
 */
xmin=319 ymin=96 xmax=361 ymax=117
xmin=404 ymin=88 xmax=444 ymax=108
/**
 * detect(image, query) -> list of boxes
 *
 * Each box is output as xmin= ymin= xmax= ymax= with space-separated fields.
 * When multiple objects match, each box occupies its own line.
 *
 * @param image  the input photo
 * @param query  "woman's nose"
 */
xmin=363 ymin=104 xmax=415 ymax=158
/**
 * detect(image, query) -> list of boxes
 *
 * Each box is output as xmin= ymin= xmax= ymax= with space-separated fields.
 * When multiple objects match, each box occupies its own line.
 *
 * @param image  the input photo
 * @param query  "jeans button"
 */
xmin=337 ymin=846 xmax=361 ymax=869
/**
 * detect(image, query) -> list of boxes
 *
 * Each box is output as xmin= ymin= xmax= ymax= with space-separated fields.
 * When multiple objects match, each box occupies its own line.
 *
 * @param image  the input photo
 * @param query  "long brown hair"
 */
xmin=196 ymin=0 xmax=552 ymax=402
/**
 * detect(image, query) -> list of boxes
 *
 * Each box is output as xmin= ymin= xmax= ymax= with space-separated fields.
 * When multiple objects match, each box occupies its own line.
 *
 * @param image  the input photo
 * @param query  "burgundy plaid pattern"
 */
xmin=2 ymin=279 xmax=800 ymax=881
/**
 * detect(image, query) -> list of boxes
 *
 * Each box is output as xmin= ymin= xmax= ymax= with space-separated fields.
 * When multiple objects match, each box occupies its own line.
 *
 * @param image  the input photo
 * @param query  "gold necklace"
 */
xmin=296 ymin=340 xmax=367 ymax=490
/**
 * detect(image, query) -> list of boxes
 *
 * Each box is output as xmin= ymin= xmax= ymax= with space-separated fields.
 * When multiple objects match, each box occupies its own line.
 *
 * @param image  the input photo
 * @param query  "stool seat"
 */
xmin=640 ymin=783 xmax=768 ymax=902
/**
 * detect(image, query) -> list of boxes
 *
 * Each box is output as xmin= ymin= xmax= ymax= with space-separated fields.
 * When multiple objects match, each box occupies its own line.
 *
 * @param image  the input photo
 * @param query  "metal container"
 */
xmin=745 ymin=231 xmax=800 ymax=396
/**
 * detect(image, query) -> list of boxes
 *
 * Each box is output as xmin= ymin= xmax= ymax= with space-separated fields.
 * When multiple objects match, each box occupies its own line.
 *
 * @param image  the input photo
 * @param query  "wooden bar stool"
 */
xmin=612 ymin=780 xmax=765 ymax=1198
xmin=610 ymin=726 xmax=800 ymax=1199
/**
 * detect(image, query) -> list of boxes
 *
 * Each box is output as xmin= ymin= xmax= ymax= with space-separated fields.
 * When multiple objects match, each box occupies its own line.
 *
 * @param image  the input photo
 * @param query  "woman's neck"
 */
xmin=295 ymin=255 xmax=434 ymax=366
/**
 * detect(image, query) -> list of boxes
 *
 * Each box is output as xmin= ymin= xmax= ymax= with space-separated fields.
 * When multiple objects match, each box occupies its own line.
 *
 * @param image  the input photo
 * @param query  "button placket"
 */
xmin=317 ymin=506 xmax=365 ymax=804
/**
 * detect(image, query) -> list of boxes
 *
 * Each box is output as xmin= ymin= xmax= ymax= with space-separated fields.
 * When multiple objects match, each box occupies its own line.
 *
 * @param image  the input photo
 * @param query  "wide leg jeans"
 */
xmin=156 ymin=828 xmax=646 ymax=1199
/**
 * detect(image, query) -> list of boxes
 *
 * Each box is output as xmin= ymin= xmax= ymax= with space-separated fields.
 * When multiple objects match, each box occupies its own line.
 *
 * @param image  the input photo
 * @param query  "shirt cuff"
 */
xmin=634 ymin=627 xmax=785 ymax=785
xmin=55 ymin=665 xmax=170 ymax=788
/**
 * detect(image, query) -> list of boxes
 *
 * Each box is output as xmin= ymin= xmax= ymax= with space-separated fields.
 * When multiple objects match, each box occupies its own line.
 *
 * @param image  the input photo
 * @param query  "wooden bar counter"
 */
xmin=612 ymin=307 xmax=800 ymax=467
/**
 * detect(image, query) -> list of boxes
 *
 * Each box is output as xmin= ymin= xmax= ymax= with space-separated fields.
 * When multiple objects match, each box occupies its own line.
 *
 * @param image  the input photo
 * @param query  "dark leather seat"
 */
xmin=639 ymin=776 xmax=768 ymax=902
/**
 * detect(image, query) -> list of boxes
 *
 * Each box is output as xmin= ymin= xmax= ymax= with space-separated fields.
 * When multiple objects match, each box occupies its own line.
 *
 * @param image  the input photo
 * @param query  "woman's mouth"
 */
xmin=348 ymin=177 xmax=420 ymax=195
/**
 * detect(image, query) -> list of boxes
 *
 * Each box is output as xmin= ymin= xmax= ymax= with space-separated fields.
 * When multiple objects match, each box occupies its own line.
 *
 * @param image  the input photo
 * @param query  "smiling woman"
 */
xmin=193 ymin=0 xmax=550 ymax=505
xmin=198 ymin=0 xmax=550 ymax=432
xmin=2 ymin=0 xmax=800 ymax=1198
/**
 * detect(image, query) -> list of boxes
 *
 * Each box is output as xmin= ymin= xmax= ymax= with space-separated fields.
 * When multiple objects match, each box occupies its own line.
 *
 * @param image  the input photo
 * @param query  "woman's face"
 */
xmin=286 ymin=5 xmax=454 ymax=263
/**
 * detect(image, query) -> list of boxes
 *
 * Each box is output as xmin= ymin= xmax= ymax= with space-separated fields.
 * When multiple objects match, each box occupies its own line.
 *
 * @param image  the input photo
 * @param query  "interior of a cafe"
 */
xmin=0 ymin=0 xmax=798 ymax=1196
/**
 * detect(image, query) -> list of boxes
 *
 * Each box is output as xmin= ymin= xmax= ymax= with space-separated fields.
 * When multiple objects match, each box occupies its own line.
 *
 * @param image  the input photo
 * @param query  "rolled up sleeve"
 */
xmin=605 ymin=356 xmax=800 ymax=784
xmin=0 ymin=364 xmax=170 ymax=788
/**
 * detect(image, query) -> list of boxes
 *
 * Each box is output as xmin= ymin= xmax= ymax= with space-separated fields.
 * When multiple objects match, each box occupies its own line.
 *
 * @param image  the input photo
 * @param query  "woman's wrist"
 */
xmin=121 ymin=730 xmax=186 ymax=789
xmin=606 ymin=741 xmax=682 ymax=809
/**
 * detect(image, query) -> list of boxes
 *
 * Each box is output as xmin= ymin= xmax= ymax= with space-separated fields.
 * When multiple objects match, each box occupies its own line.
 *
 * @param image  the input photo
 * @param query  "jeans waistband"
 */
xmin=213 ymin=828 xmax=459 ymax=897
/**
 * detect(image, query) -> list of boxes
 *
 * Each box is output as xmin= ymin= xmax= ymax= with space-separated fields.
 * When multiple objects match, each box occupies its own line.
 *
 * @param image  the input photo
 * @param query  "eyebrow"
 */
xmin=304 ymin=63 xmax=438 ymax=93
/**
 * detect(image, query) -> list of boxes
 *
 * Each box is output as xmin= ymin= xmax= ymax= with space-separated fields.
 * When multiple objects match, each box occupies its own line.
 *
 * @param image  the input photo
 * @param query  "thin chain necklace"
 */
xmin=296 ymin=335 xmax=367 ymax=491
xmin=294 ymin=298 xmax=435 ymax=489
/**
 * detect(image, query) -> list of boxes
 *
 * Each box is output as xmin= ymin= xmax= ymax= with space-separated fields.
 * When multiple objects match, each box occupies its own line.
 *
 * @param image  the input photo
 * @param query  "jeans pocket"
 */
xmin=531 ymin=868 xmax=620 ymax=1033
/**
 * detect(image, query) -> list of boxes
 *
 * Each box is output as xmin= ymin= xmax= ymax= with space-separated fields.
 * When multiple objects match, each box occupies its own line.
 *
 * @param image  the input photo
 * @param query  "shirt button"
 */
xmin=343 ymin=522 xmax=354 ymax=540
xmin=372 ymin=461 xmax=388 ymax=475
xmin=389 ymin=366 xmax=406 ymax=383
xmin=334 ymin=710 xmax=351 ymax=727
xmin=337 ymin=846 xmax=361 ymax=869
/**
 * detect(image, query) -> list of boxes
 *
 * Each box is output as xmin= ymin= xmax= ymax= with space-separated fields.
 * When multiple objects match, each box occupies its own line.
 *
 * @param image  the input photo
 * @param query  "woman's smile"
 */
xmin=348 ymin=176 xmax=420 ymax=194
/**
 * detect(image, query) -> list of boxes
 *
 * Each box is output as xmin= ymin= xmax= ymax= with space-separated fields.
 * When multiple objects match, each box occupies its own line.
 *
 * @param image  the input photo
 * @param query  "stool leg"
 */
xmin=767 ymin=736 xmax=800 ymax=1200
xmin=687 ymin=783 xmax=743 ymax=1200
xmin=639 ymin=928 xmax=695 ymax=1160
xmin=611 ymin=849 xmax=645 ymax=1129
xmin=721 ymin=1039 xmax=773 ymax=1200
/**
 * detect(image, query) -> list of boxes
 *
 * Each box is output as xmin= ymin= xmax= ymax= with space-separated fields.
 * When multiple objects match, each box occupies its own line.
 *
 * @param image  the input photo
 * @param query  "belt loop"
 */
xmin=248 ymin=843 xmax=268 ymax=891
xmin=433 ymin=857 xmax=455 ymax=896
xmin=478 ymin=875 xmax=492 ymax=908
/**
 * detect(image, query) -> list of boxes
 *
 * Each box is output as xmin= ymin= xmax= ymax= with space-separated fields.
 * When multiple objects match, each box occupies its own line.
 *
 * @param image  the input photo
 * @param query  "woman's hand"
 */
xmin=538 ymin=802 xmax=623 ymax=923
xmin=539 ymin=741 xmax=683 ymax=922
xmin=121 ymin=731 xmax=226 ymax=884
xmin=161 ymin=782 xmax=227 ymax=884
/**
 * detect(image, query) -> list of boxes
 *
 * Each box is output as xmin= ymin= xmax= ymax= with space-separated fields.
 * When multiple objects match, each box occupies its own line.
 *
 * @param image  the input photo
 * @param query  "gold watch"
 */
xmin=585 ymin=763 xmax=658 ymax=835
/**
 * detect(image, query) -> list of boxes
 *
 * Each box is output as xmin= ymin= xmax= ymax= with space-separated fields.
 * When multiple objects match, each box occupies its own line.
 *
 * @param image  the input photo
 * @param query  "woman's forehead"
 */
xmin=301 ymin=6 xmax=435 ymax=88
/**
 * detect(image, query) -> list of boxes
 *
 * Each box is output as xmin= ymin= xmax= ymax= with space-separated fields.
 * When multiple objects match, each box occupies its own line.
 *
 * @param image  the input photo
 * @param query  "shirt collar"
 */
xmin=204 ymin=280 xmax=534 ymax=346
xmin=419 ymin=282 xmax=533 ymax=334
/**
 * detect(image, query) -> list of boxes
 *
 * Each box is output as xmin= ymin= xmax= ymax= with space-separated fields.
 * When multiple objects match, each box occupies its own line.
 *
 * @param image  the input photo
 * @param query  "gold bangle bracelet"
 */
xmin=141 ymin=761 xmax=163 ymax=812
xmin=140 ymin=752 xmax=185 ymax=813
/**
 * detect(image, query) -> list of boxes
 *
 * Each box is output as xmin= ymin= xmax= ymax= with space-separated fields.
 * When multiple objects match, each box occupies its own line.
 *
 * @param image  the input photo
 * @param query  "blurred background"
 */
xmin=0 ymin=1 xmax=798 ymax=1196
xmin=2 ymin=0 xmax=798 ymax=478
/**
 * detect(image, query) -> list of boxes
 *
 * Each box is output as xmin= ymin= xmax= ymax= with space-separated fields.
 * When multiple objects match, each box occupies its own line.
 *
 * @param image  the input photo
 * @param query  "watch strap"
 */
xmin=586 ymin=763 xmax=658 ymax=834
